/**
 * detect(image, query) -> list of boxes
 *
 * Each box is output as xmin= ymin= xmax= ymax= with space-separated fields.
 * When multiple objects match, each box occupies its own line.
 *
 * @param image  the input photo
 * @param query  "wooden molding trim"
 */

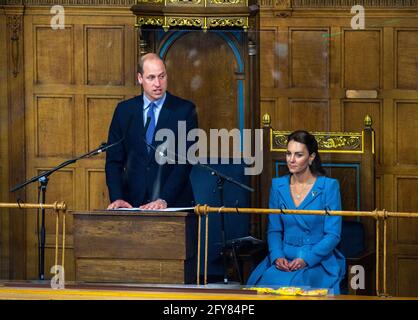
xmin=6 ymin=14 xmax=22 ymax=77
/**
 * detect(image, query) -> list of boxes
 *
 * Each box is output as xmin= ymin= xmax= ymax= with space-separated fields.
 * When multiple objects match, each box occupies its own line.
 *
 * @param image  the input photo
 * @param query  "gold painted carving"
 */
xmin=167 ymin=0 xmax=202 ymax=4
xmin=136 ymin=16 xmax=164 ymax=27
xmin=132 ymin=0 xmax=254 ymax=31
xmin=167 ymin=17 xmax=203 ymax=27
xmin=317 ymin=135 xmax=361 ymax=151
xmin=207 ymin=17 xmax=246 ymax=28
xmin=262 ymin=113 xmax=271 ymax=127
xmin=208 ymin=0 xmax=244 ymax=5
xmin=271 ymin=131 xmax=363 ymax=153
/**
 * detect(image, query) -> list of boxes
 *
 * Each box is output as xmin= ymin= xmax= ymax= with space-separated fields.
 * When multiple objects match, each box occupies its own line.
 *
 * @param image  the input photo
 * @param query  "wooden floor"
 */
xmin=0 ymin=282 xmax=416 ymax=300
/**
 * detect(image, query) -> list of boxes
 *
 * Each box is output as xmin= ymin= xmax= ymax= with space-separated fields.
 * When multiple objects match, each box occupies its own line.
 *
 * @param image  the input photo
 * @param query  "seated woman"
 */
xmin=247 ymin=130 xmax=345 ymax=294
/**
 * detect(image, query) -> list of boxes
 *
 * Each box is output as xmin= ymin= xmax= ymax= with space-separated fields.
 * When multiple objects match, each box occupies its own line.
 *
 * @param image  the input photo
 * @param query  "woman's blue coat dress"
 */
xmin=247 ymin=175 xmax=346 ymax=294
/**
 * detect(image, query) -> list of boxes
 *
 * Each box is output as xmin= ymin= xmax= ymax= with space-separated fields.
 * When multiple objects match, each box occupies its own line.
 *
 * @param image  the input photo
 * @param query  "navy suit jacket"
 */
xmin=105 ymin=92 xmax=198 ymax=207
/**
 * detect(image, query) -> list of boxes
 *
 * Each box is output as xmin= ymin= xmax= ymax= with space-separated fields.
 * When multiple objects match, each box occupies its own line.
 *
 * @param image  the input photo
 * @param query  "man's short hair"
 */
xmin=137 ymin=53 xmax=166 ymax=74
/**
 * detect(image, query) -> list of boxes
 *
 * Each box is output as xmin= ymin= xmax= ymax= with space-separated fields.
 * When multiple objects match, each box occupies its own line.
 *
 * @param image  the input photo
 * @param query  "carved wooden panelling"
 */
xmin=164 ymin=31 xmax=238 ymax=133
xmin=86 ymin=96 xmax=121 ymax=155
xmin=20 ymin=9 xmax=140 ymax=282
xmin=344 ymin=30 xmax=381 ymax=89
xmin=86 ymin=26 xmax=125 ymax=85
xmin=396 ymin=177 xmax=418 ymax=244
xmin=342 ymin=100 xmax=381 ymax=162
xmin=35 ymin=26 xmax=73 ymax=85
xmin=290 ymin=100 xmax=329 ymax=132
xmin=290 ymin=29 xmax=329 ymax=88
xmin=36 ymin=96 xmax=74 ymax=158
xmin=87 ymin=170 xmax=109 ymax=211
xmin=260 ymin=28 xmax=277 ymax=89
xmin=396 ymin=102 xmax=418 ymax=165
xmin=396 ymin=30 xmax=418 ymax=90
xmin=397 ymin=257 xmax=418 ymax=297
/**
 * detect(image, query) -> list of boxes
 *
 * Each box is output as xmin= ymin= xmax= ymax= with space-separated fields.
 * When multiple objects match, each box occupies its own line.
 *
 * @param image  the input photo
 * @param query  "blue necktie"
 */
xmin=145 ymin=102 xmax=156 ymax=153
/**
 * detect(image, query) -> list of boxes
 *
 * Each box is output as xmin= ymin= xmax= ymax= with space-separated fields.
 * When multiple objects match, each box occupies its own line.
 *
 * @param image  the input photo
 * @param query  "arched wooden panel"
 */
xmin=162 ymin=31 xmax=240 ymax=134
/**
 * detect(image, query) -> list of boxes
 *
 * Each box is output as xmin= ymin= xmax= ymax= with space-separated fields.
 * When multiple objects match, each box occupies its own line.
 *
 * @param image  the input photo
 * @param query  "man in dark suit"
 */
xmin=106 ymin=53 xmax=198 ymax=210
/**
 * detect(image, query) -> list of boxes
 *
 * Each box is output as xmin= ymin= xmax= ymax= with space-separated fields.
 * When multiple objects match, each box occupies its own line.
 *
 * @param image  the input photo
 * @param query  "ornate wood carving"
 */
xmin=4 ymin=6 xmax=26 ymax=280
xmin=271 ymin=130 xmax=364 ymax=153
xmin=272 ymin=0 xmax=292 ymax=18
xmin=131 ymin=0 xmax=259 ymax=31
xmin=168 ymin=0 xmax=202 ymax=4
xmin=275 ymin=0 xmax=291 ymax=8
xmin=6 ymin=15 xmax=22 ymax=77
xmin=167 ymin=17 xmax=203 ymax=28
xmin=207 ymin=17 xmax=246 ymax=28
xmin=139 ymin=0 xmax=162 ymax=3
xmin=135 ymin=16 xmax=163 ymax=27
xmin=208 ymin=0 xmax=244 ymax=4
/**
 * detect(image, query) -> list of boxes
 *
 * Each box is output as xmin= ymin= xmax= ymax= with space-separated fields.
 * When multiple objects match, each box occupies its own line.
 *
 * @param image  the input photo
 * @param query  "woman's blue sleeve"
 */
xmin=267 ymin=185 xmax=285 ymax=264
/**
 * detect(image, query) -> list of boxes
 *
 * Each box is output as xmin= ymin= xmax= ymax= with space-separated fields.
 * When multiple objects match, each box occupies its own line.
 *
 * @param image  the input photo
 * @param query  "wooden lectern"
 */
xmin=72 ymin=210 xmax=197 ymax=284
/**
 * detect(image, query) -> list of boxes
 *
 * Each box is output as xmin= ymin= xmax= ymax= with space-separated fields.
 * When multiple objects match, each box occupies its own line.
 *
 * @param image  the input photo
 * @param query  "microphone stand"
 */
xmin=10 ymin=139 xmax=123 ymax=280
xmin=147 ymin=141 xmax=254 ymax=284
xmin=205 ymin=165 xmax=253 ymax=284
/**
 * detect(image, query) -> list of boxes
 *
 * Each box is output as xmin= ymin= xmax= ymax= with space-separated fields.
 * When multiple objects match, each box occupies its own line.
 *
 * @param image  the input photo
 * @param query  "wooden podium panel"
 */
xmin=72 ymin=210 xmax=197 ymax=284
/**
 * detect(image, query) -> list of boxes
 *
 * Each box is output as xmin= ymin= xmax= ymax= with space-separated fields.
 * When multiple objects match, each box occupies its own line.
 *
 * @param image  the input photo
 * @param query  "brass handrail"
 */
xmin=0 ymin=201 xmax=66 ymax=211
xmin=194 ymin=205 xmax=418 ymax=296
xmin=1 ymin=201 xmax=67 ymax=284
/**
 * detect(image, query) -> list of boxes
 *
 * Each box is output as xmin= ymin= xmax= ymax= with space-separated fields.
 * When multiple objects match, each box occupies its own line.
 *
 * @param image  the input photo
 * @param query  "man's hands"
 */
xmin=275 ymin=257 xmax=307 ymax=272
xmin=139 ymin=199 xmax=167 ymax=210
xmin=107 ymin=199 xmax=167 ymax=210
xmin=107 ymin=199 xmax=133 ymax=210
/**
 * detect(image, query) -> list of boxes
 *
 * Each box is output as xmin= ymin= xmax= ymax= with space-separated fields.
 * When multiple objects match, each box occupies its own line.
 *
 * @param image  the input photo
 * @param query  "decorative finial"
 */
xmin=262 ymin=113 xmax=271 ymax=127
xmin=364 ymin=114 xmax=372 ymax=128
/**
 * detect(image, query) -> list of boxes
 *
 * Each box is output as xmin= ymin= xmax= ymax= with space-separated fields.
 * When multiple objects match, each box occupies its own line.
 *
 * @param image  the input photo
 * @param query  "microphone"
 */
xmin=93 ymin=142 xmax=108 ymax=154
